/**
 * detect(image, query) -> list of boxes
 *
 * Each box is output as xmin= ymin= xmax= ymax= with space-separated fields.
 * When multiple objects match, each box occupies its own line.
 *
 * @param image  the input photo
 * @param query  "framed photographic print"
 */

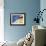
xmin=10 ymin=13 xmax=26 ymax=26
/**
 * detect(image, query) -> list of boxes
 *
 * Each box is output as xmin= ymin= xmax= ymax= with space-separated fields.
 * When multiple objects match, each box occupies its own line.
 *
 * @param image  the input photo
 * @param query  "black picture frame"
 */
xmin=10 ymin=13 xmax=26 ymax=26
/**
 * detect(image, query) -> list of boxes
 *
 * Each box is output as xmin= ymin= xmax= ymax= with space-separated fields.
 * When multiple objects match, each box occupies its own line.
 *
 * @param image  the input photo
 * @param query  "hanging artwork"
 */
xmin=10 ymin=13 xmax=26 ymax=26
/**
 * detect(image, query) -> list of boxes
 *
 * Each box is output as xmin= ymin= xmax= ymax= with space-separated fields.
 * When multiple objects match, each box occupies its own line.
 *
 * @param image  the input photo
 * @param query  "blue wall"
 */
xmin=40 ymin=0 xmax=46 ymax=27
xmin=4 ymin=0 xmax=40 ymax=42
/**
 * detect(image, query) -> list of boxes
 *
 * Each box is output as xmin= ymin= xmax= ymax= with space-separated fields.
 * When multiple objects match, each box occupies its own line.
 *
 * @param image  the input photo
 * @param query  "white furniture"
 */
xmin=31 ymin=25 xmax=46 ymax=46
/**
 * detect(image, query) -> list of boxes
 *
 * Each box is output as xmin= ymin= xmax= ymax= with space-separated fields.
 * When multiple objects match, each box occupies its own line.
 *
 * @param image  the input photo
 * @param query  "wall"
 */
xmin=40 ymin=0 xmax=46 ymax=27
xmin=4 ymin=0 xmax=40 ymax=42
